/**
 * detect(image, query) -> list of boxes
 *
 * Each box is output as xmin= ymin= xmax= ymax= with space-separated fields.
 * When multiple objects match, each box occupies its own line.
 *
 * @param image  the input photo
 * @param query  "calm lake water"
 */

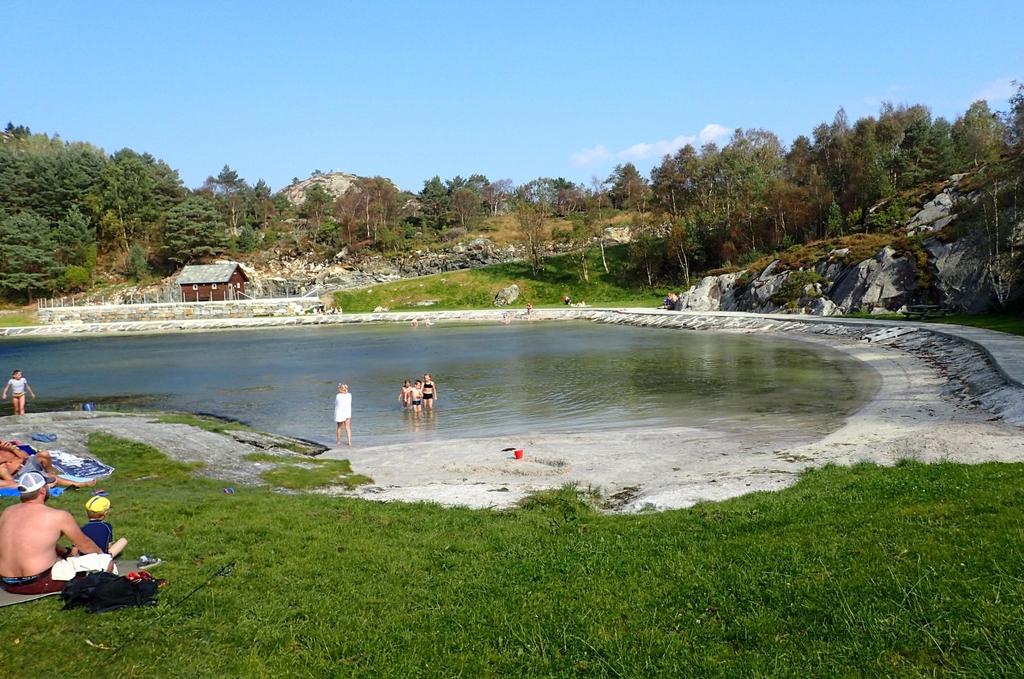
xmin=0 ymin=322 xmax=878 ymax=447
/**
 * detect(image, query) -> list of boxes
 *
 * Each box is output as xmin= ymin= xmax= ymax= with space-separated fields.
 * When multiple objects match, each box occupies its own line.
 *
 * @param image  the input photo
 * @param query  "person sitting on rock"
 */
xmin=0 ymin=472 xmax=111 ymax=595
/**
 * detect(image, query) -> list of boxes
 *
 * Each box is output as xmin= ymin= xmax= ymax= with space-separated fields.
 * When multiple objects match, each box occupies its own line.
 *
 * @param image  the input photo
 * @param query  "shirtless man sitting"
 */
xmin=0 ymin=472 xmax=109 ymax=594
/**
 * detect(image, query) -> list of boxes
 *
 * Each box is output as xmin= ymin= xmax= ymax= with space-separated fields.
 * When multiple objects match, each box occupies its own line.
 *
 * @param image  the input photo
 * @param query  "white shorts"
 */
xmin=50 ymin=553 xmax=115 ymax=581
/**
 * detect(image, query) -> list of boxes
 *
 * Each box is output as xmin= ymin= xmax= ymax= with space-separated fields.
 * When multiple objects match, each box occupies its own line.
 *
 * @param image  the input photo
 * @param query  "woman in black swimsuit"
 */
xmin=422 ymin=373 xmax=438 ymax=411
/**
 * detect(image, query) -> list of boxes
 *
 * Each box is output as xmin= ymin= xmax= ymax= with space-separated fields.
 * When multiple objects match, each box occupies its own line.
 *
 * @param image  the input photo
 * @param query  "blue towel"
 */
xmin=1 ymin=486 xmax=63 ymax=497
xmin=31 ymin=433 xmax=57 ymax=443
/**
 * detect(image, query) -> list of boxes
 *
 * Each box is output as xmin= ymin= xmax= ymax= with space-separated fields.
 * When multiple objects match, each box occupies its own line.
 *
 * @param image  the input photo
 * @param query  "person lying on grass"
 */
xmin=0 ymin=472 xmax=111 ymax=595
xmin=0 ymin=444 xmax=96 ymax=490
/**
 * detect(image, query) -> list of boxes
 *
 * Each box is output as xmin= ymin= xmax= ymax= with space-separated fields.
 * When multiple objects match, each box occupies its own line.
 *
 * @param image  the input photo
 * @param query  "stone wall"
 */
xmin=37 ymin=298 xmax=323 ymax=325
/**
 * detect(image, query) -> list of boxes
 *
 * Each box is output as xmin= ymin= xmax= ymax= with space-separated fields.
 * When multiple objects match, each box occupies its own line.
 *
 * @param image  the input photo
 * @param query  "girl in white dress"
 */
xmin=334 ymin=383 xmax=352 ymax=447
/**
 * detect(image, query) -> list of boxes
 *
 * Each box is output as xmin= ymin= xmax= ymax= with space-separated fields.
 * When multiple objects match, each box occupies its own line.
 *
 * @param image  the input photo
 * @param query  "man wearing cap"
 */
xmin=0 ymin=471 xmax=110 ymax=595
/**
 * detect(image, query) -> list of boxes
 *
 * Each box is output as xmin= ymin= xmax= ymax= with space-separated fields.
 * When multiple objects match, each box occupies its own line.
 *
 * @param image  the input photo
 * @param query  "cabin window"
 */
xmin=192 ymin=284 xmax=198 ymax=290
xmin=212 ymin=284 xmax=218 ymax=289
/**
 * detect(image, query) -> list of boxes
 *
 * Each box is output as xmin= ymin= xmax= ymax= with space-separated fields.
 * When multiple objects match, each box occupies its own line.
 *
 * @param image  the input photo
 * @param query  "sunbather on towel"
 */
xmin=0 ymin=445 xmax=96 ymax=490
xmin=0 ymin=472 xmax=110 ymax=595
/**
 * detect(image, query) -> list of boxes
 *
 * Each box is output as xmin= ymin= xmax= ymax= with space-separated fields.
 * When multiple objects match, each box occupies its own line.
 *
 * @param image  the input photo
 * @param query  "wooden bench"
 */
xmin=901 ymin=304 xmax=952 ymax=320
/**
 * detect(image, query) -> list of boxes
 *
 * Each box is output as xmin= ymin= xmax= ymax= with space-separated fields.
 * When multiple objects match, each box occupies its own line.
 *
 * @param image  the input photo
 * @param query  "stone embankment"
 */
xmin=36 ymin=298 xmax=322 ymax=325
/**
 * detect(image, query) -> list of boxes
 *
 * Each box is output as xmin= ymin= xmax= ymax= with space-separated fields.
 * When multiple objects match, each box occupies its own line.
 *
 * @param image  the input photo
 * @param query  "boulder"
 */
xmin=827 ymin=246 xmax=917 ymax=312
xmin=603 ymin=226 xmax=632 ymax=244
xmin=907 ymin=191 xmax=955 ymax=234
xmin=924 ymin=235 xmax=994 ymax=312
xmin=493 ymin=284 xmax=520 ymax=306
xmin=807 ymin=298 xmax=841 ymax=316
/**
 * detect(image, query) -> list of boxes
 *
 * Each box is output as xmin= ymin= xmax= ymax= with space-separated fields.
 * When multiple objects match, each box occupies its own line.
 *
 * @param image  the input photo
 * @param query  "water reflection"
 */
xmin=0 ymin=322 xmax=877 ymax=447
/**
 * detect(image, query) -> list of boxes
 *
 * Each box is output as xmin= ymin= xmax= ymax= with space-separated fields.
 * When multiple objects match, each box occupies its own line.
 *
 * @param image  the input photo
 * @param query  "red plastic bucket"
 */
xmin=514 ymin=449 xmax=524 ymax=460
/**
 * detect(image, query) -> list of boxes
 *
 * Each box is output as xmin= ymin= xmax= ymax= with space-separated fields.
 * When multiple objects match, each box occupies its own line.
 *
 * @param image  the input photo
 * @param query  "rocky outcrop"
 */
xmin=925 ymin=235 xmax=993 ymax=312
xmin=828 ymin=246 xmax=917 ymax=312
xmin=493 ymin=284 xmax=520 ymax=306
xmin=678 ymin=272 xmax=740 ymax=311
xmin=280 ymin=172 xmax=392 ymax=206
xmin=603 ymin=226 xmax=632 ymax=244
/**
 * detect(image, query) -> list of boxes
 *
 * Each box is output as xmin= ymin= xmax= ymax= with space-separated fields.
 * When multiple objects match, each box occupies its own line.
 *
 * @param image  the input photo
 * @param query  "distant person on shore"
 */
xmin=526 ymin=302 xmax=533 ymax=319
xmin=0 ymin=472 xmax=110 ymax=595
xmin=399 ymin=380 xmax=413 ymax=409
xmin=663 ymin=293 xmax=679 ymax=310
xmin=81 ymin=495 xmax=128 ymax=559
xmin=334 ymin=383 xmax=352 ymax=447
xmin=563 ymin=295 xmax=572 ymax=305
xmin=410 ymin=380 xmax=424 ymax=415
xmin=2 ymin=370 xmax=35 ymax=415
xmin=422 ymin=374 xmax=438 ymax=411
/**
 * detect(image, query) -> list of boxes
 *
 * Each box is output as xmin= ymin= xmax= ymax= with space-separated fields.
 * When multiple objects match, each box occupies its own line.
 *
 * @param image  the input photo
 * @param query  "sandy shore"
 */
xmin=322 ymin=327 xmax=1024 ymax=512
xmin=3 ymin=310 xmax=1021 ymax=512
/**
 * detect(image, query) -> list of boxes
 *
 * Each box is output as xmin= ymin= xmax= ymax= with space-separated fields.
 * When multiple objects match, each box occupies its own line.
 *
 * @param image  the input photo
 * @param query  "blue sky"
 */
xmin=3 ymin=1 xmax=1021 ymax=193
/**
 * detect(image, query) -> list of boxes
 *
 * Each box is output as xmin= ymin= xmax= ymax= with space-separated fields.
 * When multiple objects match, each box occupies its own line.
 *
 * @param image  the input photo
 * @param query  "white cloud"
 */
xmin=698 ymin=123 xmax=730 ymax=144
xmin=973 ymin=77 xmax=1020 ymax=104
xmin=569 ymin=123 xmax=728 ymax=167
xmin=570 ymin=144 xmax=610 ymax=167
xmin=618 ymin=134 xmax=696 ymax=161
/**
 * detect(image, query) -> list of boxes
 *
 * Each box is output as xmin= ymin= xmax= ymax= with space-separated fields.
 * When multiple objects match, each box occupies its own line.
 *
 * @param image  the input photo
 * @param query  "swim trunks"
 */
xmin=1 ymin=568 xmax=61 ymax=595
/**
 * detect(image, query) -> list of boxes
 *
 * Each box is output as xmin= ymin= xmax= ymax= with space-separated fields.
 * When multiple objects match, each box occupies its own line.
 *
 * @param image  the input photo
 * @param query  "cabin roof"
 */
xmin=175 ymin=263 xmax=246 ymax=285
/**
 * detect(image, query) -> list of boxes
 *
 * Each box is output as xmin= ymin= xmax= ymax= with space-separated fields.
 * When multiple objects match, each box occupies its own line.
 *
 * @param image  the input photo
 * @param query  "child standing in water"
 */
xmin=1 ymin=370 xmax=35 ymax=415
xmin=422 ymin=373 xmax=438 ymax=411
xmin=398 ymin=380 xmax=413 ymax=409
xmin=410 ymin=380 xmax=424 ymax=415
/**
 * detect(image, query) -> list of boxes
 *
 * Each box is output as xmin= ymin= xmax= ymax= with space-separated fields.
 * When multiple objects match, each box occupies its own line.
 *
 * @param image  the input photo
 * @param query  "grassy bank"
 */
xmin=333 ymin=246 xmax=664 ymax=312
xmin=4 ymin=434 xmax=1024 ymax=676
xmin=928 ymin=313 xmax=1024 ymax=337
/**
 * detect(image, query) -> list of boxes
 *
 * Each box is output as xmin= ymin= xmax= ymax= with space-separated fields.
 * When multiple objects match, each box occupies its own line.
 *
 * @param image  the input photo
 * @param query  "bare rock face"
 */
xmin=828 ymin=246 xmax=917 ymax=312
xmin=907 ymin=191 xmax=955 ymax=234
xmin=679 ymin=274 xmax=733 ymax=311
xmin=280 ymin=172 xmax=399 ymax=206
xmin=603 ymin=226 xmax=632 ymax=244
xmin=925 ymin=235 xmax=994 ymax=312
xmin=808 ymin=297 xmax=841 ymax=316
xmin=734 ymin=261 xmax=789 ymax=313
xmin=493 ymin=284 xmax=520 ymax=306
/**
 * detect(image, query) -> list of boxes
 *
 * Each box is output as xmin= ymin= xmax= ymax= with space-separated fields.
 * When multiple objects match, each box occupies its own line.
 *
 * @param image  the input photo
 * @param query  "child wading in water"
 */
xmin=422 ymin=373 xmax=438 ymax=411
xmin=398 ymin=380 xmax=413 ymax=409
xmin=410 ymin=380 xmax=424 ymax=415
xmin=2 ymin=370 xmax=35 ymax=415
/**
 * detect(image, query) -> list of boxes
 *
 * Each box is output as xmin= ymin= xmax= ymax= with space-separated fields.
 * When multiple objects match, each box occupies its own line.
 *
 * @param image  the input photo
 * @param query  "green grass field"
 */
xmin=928 ymin=313 xmax=1024 ymax=336
xmin=333 ymin=246 xmax=666 ymax=313
xmin=4 ymin=433 xmax=1024 ymax=676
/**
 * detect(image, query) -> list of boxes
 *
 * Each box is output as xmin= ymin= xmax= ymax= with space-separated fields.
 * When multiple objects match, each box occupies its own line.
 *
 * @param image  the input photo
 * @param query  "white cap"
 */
xmin=17 ymin=471 xmax=51 ymax=494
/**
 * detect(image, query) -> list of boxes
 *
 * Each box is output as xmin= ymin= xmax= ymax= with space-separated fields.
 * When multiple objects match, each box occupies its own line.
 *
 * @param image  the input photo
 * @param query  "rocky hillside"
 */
xmin=676 ymin=173 xmax=1011 ymax=316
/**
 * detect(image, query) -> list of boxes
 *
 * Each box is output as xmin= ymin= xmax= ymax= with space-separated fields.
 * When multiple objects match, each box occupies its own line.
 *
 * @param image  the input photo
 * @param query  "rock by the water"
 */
xmin=828 ymin=246 xmax=917 ymax=312
xmin=925 ymin=235 xmax=994 ymax=312
xmin=493 ymin=284 xmax=520 ymax=306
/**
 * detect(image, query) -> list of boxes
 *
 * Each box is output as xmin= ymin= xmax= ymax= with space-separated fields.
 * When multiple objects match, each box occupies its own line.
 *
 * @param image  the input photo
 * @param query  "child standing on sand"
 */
xmin=334 ymin=383 xmax=353 ymax=447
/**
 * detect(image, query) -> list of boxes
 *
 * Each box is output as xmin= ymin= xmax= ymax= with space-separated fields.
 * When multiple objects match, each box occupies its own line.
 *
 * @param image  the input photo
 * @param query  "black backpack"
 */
xmin=61 ymin=571 xmax=160 ymax=613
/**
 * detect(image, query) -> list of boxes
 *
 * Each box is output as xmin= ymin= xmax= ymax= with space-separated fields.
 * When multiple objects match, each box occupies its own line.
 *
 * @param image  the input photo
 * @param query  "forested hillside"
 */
xmin=1 ymin=86 xmax=1021 ymax=305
